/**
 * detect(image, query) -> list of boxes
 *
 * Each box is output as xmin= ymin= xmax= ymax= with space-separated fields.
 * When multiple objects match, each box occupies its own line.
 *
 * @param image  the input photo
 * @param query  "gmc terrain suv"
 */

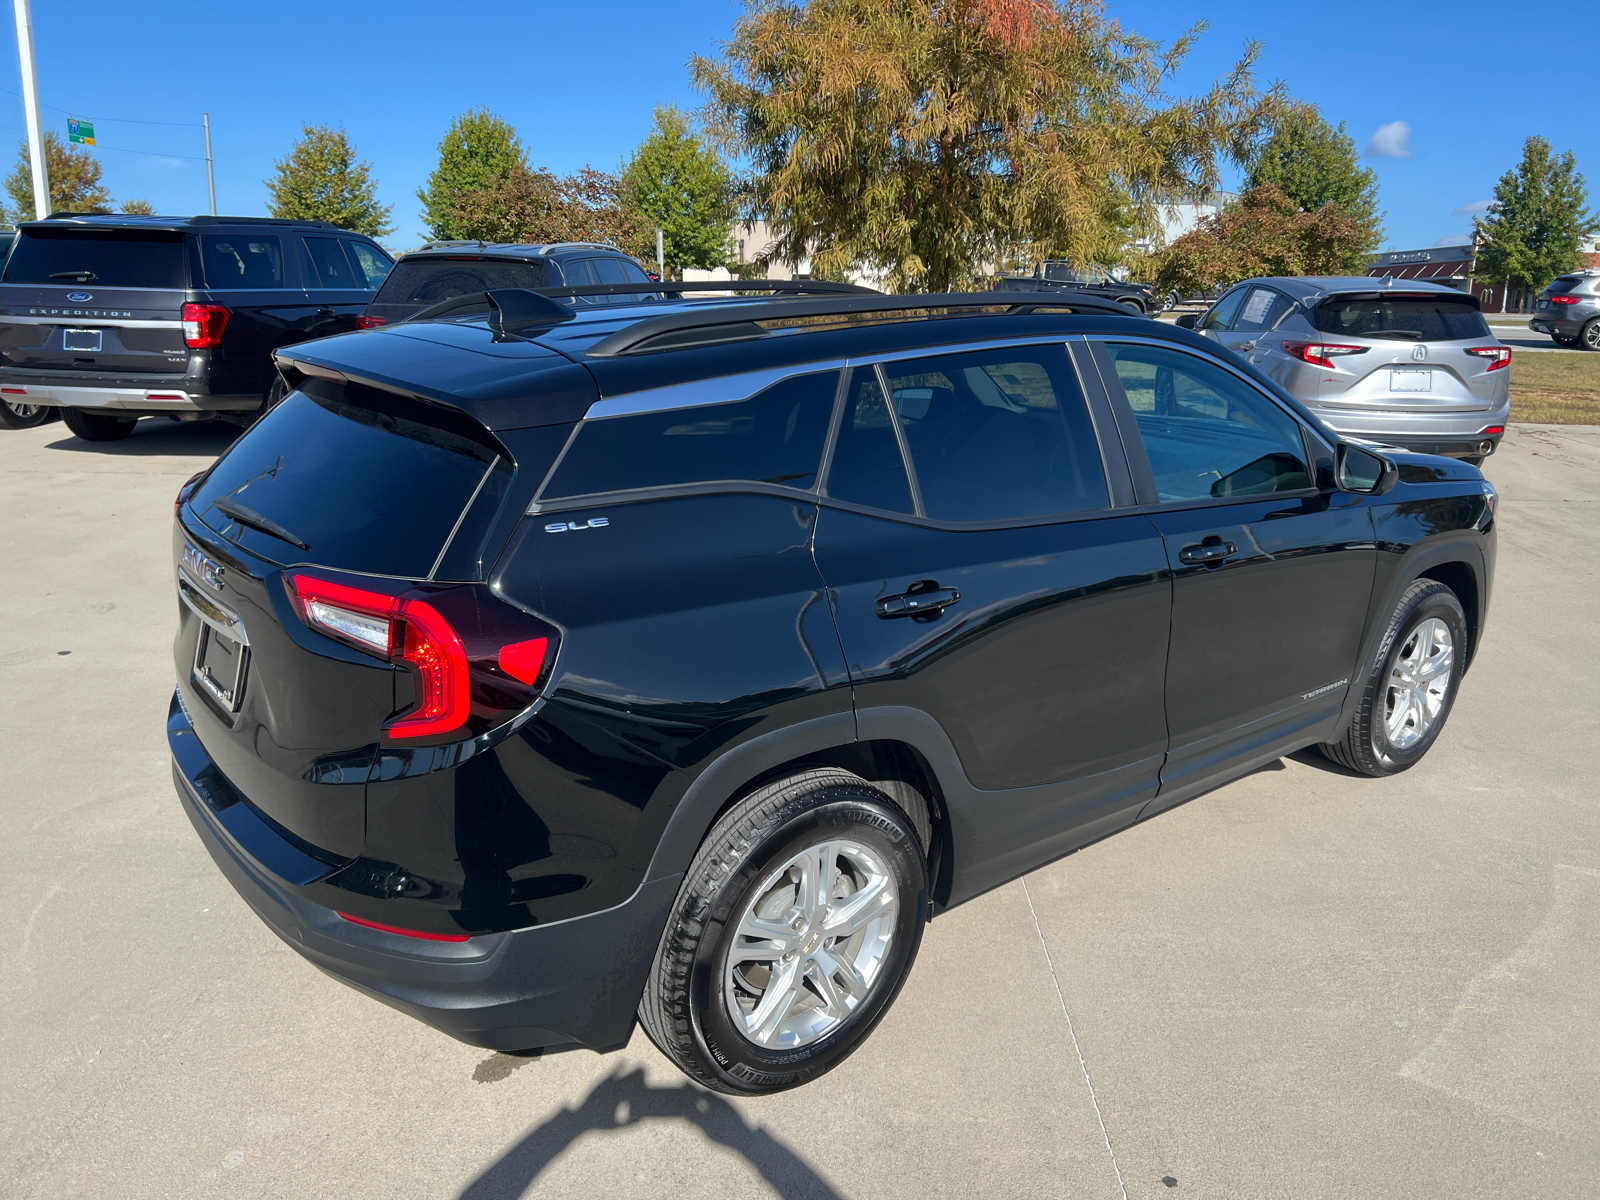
xmin=171 ymin=283 xmax=1496 ymax=1095
xmin=0 ymin=214 xmax=392 ymax=441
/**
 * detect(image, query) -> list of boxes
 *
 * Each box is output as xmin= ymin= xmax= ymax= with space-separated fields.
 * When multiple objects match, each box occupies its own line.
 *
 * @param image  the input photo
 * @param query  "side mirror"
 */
xmin=1174 ymin=312 xmax=1198 ymax=330
xmin=1336 ymin=443 xmax=1399 ymax=495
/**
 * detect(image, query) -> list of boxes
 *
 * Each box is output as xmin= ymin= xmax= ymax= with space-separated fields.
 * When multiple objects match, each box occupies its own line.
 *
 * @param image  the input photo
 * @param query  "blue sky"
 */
xmin=1 ymin=1 xmax=1590 ymax=256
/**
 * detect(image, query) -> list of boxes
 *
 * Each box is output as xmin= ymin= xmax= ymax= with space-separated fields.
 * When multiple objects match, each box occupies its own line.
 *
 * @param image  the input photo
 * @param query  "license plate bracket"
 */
xmin=63 ymin=328 xmax=103 ymax=353
xmin=1390 ymin=368 xmax=1432 ymax=392
xmin=194 ymin=622 xmax=249 ymax=712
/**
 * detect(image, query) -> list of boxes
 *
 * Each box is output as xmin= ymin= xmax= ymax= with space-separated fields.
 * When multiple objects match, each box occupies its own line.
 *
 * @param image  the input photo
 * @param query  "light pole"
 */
xmin=203 ymin=113 xmax=216 ymax=215
xmin=12 ymin=0 xmax=50 ymax=219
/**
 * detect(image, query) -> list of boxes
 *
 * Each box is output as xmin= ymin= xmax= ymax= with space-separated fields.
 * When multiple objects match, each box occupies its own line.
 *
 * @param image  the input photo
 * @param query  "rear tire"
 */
xmin=61 ymin=407 xmax=137 ymax=442
xmin=1582 ymin=319 xmax=1600 ymax=351
xmin=1118 ymin=298 xmax=1145 ymax=315
xmin=1319 ymin=580 xmax=1467 ymax=777
xmin=0 ymin=399 xmax=55 ymax=429
xmin=638 ymin=768 xmax=928 ymax=1095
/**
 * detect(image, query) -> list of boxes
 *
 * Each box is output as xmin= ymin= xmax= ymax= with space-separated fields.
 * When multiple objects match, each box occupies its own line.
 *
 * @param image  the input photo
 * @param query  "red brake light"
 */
xmin=287 ymin=572 xmax=558 ymax=743
xmin=1549 ymin=295 xmax=1581 ymax=304
xmin=1481 ymin=425 xmax=1505 ymax=435
xmin=1284 ymin=342 xmax=1368 ymax=369
xmin=356 ymin=315 xmax=388 ymax=329
xmin=337 ymin=912 xmax=470 ymax=942
xmin=182 ymin=302 xmax=230 ymax=348
xmin=1466 ymin=345 xmax=1512 ymax=371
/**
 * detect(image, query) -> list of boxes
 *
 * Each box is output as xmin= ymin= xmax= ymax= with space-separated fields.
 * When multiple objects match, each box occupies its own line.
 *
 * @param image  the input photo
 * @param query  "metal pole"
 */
xmin=202 ymin=113 xmax=216 ymax=215
xmin=12 ymin=0 xmax=49 ymax=220
xmin=656 ymin=227 xmax=664 ymax=277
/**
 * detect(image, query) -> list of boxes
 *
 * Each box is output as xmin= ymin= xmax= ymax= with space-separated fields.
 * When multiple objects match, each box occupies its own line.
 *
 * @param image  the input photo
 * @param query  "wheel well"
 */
xmin=710 ymin=740 xmax=953 ymax=908
xmin=1417 ymin=560 xmax=1479 ymax=666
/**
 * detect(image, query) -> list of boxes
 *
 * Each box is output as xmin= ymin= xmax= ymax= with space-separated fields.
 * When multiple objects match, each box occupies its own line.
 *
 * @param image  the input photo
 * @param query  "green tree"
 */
xmin=1245 ymin=104 xmax=1381 ymax=239
xmin=120 ymin=198 xmax=156 ymax=215
xmin=1149 ymin=184 xmax=1375 ymax=295
xmin=621 ymin=104 xmax=734 ymax=271
xmin=693 ymin=0 xmax=1280 ymax=292
xmin=265 ymin=124 xmax=393 ymax=237
xmin=1474 ymin=136 xmax=1599 ymax=298
xmin=452 ymin=165 xmax=652 ymax=257
xmin=3 ymin=131 xmax=112 ymax=221
xmin=417 ymin=108 xmax=526 ymax=240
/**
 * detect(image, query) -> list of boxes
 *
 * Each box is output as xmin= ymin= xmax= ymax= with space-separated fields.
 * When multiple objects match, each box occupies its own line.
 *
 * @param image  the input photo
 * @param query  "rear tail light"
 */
xmin=174 ymin=468 xmax=208 ymax=516
xmin=1284 ymin=342 xmax=1368 ymax=369
xmin=181 ymin=302 xmax=230 ymax=348
xmin=288 ymin=571 xmax=558 ymax=742
xmin=356 ymin=315 xmax=388 ymax=329
xmin=1548 ymin=295 xmax=1581 ymax=305
xmin=1465 ymin=345 xmax=1512 ymax=371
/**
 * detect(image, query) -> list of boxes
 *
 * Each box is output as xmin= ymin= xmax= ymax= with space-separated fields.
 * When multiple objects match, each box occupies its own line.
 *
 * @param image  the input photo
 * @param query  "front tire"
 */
xmin=61 ymin=407 xmax=137 ymax=442
xmin=1320 ymin=580 xmax=1467 ymax=776
xmin=0 ymin=399 xmax=55 ymax=429
xmin=638 ymin=769 xmax=928 ymax=1095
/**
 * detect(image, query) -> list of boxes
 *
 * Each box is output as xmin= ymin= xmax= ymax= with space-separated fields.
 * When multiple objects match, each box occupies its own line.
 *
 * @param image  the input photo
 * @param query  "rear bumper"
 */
xmin=1527 ymin=315 xmax=1589 ymax=337
xmin=0 ymin=379 xmax=258 ymax=412
xmin=169 ymin=691 xmax=677 ymax=1052
xmin=1312 ymin=404 xmax=1509 ymax=459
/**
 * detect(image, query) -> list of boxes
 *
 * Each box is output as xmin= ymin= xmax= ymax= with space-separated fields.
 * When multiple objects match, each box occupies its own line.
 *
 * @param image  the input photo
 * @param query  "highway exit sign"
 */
xmin=67 ymin=118 xmax=94 ymax=146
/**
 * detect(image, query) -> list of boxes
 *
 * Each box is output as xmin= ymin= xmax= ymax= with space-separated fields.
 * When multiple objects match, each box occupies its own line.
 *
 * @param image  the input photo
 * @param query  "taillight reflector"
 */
xmin=1284 ymin=342 xmax=1368 ymax=369
xmin=498 ymin=638 xmax=549 ymax=685
xmin=356 ymin=315 xmax=388 ymax=329
xmin=1 ymin=387 xmax=25 ymax=395
xmin=182 ymin=302 xmax=230 ymax=348
xmin=1481 ymin=425 xmax=1505 ymax=435
xmin=337 ymin=912 xmax=470 ymax=942
xmin=1465 ymin=345 xmax=1512 ymax=371
xmin=174 ymin=469 xmax=207 ymax=517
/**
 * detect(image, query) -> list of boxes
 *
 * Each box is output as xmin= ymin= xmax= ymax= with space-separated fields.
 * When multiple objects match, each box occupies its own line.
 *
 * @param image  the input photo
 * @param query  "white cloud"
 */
xmin=1453 ymin=199 xmax=1493 ymax=215
xmin=1366 ymin=121 xmax=1413 ymax=159
xmin=1433 ymin=235 xmax=1472 ymax=247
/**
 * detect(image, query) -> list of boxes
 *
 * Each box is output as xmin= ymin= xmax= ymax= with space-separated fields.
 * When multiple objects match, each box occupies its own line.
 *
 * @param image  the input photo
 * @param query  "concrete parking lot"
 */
xmin=2 ymin=416 xmax=1596 ymax=1199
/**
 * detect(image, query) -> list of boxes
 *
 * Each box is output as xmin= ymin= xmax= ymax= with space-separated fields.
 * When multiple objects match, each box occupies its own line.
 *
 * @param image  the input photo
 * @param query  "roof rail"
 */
xmin=539 ymin=279 xmax=876 ymax=300
xmin=578 ymin=289 xmax=1140 ymax=357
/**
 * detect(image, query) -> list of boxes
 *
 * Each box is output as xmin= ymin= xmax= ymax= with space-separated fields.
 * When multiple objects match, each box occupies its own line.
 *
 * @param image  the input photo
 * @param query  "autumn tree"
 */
xmin=452 ymin=166 xmax=652 ymax=257
xmin=1149 ymin=184 xmax=1375 ymax=294
xmin=265 ymin=124 xmax=393 ymax=237
xmin=418 ymin=109 xmax=526 ymax=240
xmin=621 ymin=104 xmax=734 ymax=271
xmin=1246 ymin=105 xmax=1380 ymax=239
xmin=1474 ymin=136 xmax=1599 ymax=299
xmin=693 ymin=0 xmax=1280 ymax=292
xmin=119 ymin=198 xmax=156 ymax=215
xmin=3 ymin=131 xmax=112 ymax=221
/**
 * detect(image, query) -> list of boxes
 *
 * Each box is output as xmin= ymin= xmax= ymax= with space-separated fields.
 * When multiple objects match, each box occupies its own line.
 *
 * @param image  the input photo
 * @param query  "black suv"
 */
xmin=999 ymin=262 xmax=1159 ymax=313
xmin=170 ymin=284 xmax=1496 ymax=1095
xmin=360 ymin=241 xmax=655 ymax=328
xmin=0 ymin=214 xmax=393 ymax=441
xmin=1529 ymin=269 xmax=1600 ymax=349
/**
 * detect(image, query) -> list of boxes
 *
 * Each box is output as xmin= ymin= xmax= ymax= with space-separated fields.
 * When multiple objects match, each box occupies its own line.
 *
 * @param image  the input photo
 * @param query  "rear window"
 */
xmin=3 ymin=228 xmax=186 ymax=287
xmin=1546 ymin=275 xmax=1589 ymax=295
xmin=192 ymin=386 xmax=506 ymax=577
xmin=542 ymin=370 xmax=839 ymax=498
xmin=1312 ymin=296 xmax=1488 ymax=341
xmin=374 ymin=257 xmax=549 ymax=307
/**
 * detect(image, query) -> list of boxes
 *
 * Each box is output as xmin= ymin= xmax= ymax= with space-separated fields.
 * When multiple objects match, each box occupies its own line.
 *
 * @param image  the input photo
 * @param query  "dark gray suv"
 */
xmin=1529 ymin=270 xmax=1600 ymax=349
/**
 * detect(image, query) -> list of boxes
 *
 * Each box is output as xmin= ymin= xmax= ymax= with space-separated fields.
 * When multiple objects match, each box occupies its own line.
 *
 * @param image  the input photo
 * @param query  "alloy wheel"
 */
xmin=722 ymin=838 xmax=899 ymax=1050
xmin=1584 ymin=321 xmax=1600 ymax=351
xmin=1383 ymin=617 xmax=1454 ymax=750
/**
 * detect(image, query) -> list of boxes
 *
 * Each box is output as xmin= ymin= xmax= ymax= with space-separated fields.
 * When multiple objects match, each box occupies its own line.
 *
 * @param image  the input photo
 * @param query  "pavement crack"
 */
xmin=1022 ymin=877 xmax=1129 ymax=1200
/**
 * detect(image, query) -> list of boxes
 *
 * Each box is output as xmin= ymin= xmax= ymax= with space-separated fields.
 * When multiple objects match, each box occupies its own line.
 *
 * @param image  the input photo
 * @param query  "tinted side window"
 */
xmin=200 ymin=234 xmax=285 ymax=288
xmin=543 ymin=370 xmax=840 ymax=498
xmin=304 ymin=237 xmax=360 ymax=288
xmin=345 ymin=241 xmax=392 ymax=289
xmin=881 ymin=347 xmax=1108 ymax=521
xmin=1104 ymin=343 xmax=1312 ymax=502
xmin=1232 ymin=286 xmax=1288 ymax=332
xmin=825 ymin=367 xmax=915 ymax=514
xmin=1198 ymin=288 xmax=1247 ymax=331
xmin=373 ymin=258 xmax=548 ymax=306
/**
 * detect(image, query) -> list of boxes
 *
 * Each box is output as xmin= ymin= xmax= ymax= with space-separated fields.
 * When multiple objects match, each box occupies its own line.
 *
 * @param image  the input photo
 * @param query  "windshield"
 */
xmin=1312 ymin=296 xmax=1489 ymax=341
xmin=3 ymin=228 xmax=188 ymax=287
xmin=373 ymin=257 xmax=550 ymax=308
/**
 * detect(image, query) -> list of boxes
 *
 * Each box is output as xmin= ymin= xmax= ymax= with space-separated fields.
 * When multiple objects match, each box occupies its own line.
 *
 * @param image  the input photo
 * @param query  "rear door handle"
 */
xmin=1228 ymin=340 xmax=1255 ymax=353
xmin=876 ymin=587 xmax=960 ymax=618
xmin=1178 ymin=540 xmax=1238 ymax=565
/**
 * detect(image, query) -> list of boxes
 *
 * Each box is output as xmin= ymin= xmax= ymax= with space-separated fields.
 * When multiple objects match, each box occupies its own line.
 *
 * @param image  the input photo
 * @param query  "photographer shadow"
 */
xmin=459 ymin=1064 xmax=843 ymax=1199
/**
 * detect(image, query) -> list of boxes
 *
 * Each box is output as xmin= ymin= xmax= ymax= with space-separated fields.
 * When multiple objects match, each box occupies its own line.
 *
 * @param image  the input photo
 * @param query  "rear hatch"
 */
xmin=364 ymin=255 xmax=552 ymax=325
xmin=1309 ymin=292 xmax=1503 ymax=412
xmin=174 ymin=376 xmax=551 ymax=861
xmin=0 ymin=225 xmax=189 ymax=374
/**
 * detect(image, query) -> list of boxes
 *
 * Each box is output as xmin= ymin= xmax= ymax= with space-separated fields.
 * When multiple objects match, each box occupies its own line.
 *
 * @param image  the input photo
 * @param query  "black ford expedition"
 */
xmin=170 ymin=284 xmax=1496 ymax=1095
xmin=0 ymin=214 xmax=392 ymax=441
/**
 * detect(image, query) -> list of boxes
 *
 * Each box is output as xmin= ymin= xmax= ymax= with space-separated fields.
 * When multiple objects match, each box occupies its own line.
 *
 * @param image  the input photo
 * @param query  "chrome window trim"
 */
xmin=583 ymin=359 xmax=849 ymax=420
xmin=0 ymin=315 xmax=183 ymax=328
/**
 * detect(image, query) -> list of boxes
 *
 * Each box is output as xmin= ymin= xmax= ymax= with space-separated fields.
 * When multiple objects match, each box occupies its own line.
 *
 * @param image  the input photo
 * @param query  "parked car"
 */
xmin=0 ymin=214 xmax=393 ymax=442
xmin=359 ymin=241 xmax=657 ymax=328
xmin=1528 ymin=269 xmax=1600 ymax=350
xmin=171 ymin=284 xmax=1495 ymax=1095
xmin=1178 ymin=277 xmax=1510 ymax=464
xmin=0 ymin=226 xmax=57 ymax=429
xmin=1000 ymin=262 xmax=1159 ymax=313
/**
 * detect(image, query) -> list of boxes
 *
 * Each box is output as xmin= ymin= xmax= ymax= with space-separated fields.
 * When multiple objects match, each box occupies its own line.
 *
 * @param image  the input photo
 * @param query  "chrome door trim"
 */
xmin=0 ymin=315 xmax=183 ymax=329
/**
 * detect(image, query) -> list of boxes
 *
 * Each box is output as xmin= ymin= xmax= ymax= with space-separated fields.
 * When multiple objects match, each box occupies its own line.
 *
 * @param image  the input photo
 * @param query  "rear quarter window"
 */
xmin=542 ymin=370 xmax=840 ymax=498
xmin=374 ymin=257 xmax=550 ymax=307
xmin=4 ymin=228 xmax=187 ymax=287
xmin=200 ymin=235 xmax=287 ymax=289
xmin=1312 ymin=296 xmax=1488 ymax=340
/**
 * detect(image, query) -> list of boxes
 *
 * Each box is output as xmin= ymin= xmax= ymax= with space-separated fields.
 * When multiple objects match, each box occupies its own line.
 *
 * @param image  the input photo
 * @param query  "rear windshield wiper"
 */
xmin=48 ymin=270 xmax=98 ymax=281
xmin=211 ymin=496 xmax=311 ymax=551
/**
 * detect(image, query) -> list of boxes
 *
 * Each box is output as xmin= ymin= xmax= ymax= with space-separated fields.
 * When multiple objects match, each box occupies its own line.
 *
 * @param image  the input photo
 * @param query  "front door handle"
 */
xmin=1228 ymin=340 xmax=1255 ymax=353
xmin=1178 ymin=539 xmax=1238 ymax=566
xmin=316 ymin=306 xmax=335 ymax=316
xmin=876 ymin=587 xmax=961 ymax=618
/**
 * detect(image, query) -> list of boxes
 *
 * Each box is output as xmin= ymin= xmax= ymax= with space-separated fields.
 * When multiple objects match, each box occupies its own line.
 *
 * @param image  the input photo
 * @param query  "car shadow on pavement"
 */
xmin=457 ymin=1064 xmax=843 ymax=1200
xmin=45 ymin=419 xmax=241 ymax=458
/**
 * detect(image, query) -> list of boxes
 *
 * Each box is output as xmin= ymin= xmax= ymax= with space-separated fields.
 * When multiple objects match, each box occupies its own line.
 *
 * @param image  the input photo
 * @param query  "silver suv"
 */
xmin=1179 ymin=277 xmax=1510 ymax=463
